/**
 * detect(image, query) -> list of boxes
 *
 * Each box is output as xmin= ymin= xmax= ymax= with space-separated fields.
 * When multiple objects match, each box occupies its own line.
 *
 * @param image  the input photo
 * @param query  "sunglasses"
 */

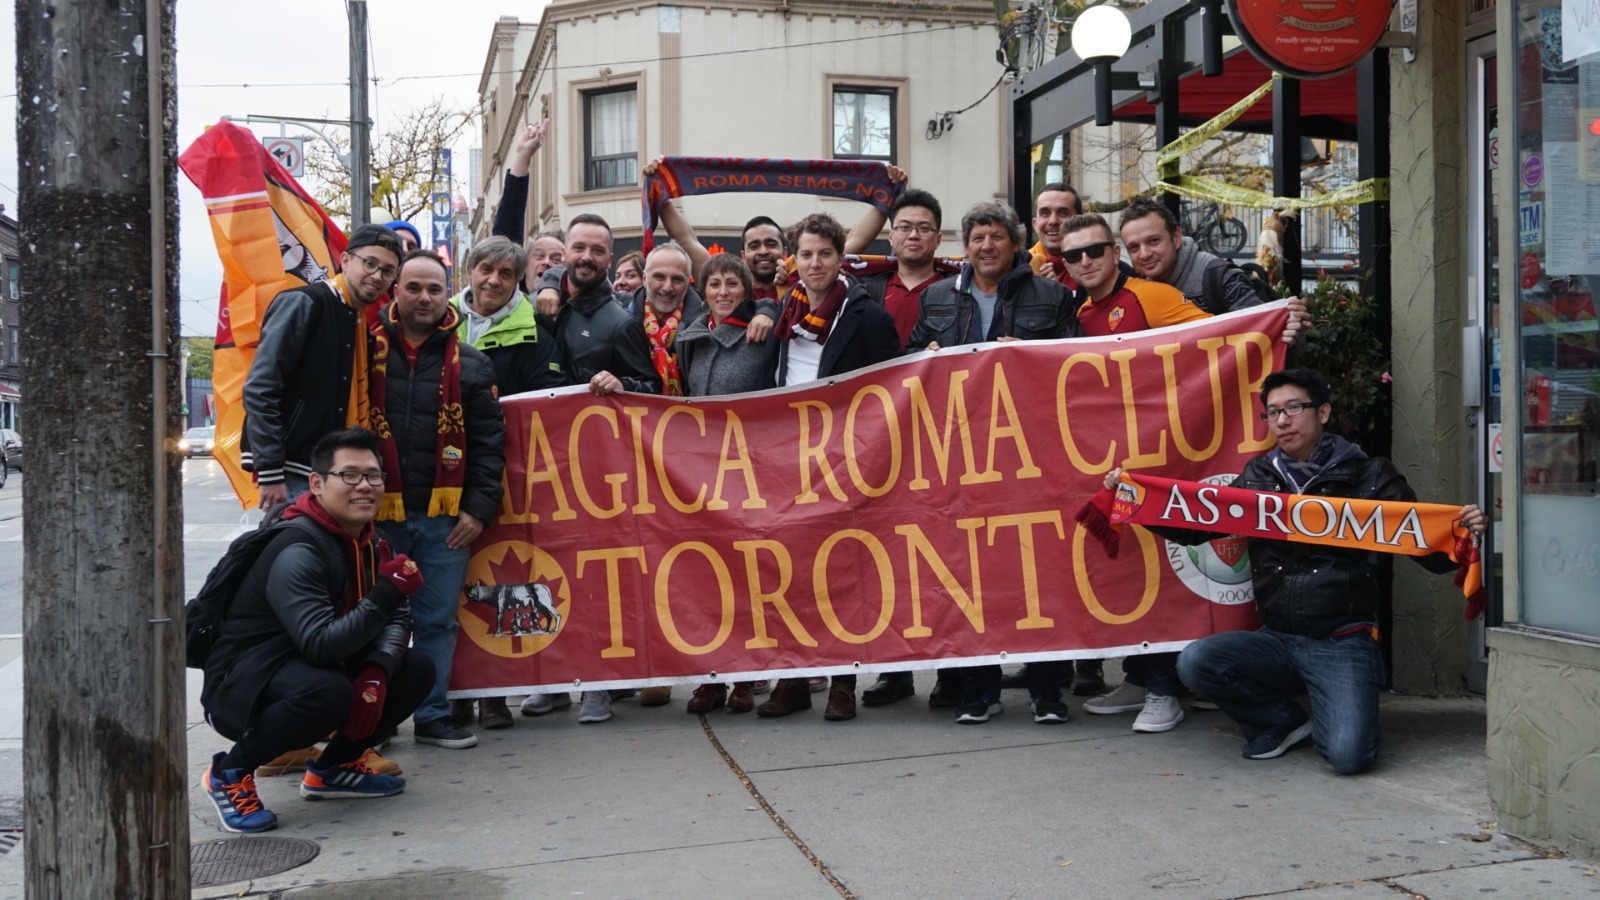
xmin=1063 ymin=242 xmax=1116 ymax=264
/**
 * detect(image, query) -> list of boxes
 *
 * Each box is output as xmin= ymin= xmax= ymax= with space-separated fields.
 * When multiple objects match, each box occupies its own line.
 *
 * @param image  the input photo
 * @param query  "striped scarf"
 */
xmin=333 ymin=274 xmax=372 ymax=432
xmin=369 ymin=304 xmax=467 ymax=522
xmin=775 ymin=275 xmax=850 ymax=344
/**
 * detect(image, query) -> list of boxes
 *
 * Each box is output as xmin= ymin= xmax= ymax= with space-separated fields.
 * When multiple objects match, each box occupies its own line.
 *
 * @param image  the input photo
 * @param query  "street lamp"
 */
xmin=1072 ymin=5 xmax=1135 ymax=127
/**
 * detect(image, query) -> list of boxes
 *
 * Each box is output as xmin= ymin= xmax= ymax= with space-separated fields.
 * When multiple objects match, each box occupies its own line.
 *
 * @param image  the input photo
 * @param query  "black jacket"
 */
xmin=905 ymin=260 xmax=1079 ymax=351
xmin=762 ymin=284 xmax=902 ymax=387
xmin=200 ymin=515 xmax=412 ymax=739
xmin=242 ymin=281 xmax=368 ymax=484
xmin=375 ymin=306 xmax=507 ymax=523
xmin=1155 ymin=450 xmax=1456 ymax=639
xmin=543 ymin=266 xmax=663 ymax=394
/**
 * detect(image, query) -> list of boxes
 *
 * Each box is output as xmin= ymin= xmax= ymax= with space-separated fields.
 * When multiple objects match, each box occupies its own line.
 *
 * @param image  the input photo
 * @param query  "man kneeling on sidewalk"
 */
xmin=200 ymin=428 xmax=432 ymax=832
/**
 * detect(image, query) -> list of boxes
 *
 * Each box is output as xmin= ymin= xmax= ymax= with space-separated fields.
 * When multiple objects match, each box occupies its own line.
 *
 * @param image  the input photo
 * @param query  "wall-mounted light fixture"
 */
xmin=1072 ymin=5 xmax=1139 ymax=127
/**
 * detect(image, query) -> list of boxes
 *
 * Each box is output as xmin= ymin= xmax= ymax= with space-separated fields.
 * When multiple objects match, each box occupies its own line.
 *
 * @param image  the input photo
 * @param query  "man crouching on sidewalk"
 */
xmin=199 ymin=427 xmax=432 ymax=832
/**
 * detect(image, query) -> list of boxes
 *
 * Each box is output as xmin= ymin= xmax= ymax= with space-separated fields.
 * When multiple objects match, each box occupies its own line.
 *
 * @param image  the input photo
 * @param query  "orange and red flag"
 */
xmin=178 ymin=121 xmax=347 ymax=507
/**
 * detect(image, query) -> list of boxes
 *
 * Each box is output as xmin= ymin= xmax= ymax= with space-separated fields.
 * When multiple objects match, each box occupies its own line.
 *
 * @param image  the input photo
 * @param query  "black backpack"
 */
xmin=1201 ymin=259 xmax=1278 ymax=314
xmin=183 ymin=505 xmax=330 ymax=669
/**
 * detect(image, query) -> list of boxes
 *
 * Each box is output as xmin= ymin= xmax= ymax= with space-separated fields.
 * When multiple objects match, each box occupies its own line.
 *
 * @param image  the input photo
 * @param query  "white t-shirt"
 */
xmin=784 ymin=337 xmax=824 ymax=387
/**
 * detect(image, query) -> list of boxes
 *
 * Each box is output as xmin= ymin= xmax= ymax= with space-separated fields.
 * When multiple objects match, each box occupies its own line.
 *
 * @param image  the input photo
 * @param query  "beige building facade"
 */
xmin=470 ymin=0 xmax=1005 ymax=252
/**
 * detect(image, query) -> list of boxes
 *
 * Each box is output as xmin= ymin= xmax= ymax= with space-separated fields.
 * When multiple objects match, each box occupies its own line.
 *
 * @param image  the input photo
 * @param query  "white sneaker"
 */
xmin=1131 ymin=693 xmax=1185 ymax=733
xmin=577 ymin=690 xmax=613 ymax=723
xmin=1084 ymin=681 xmax=1147 ymax=715
xmin=520 ymin=692 xmax=572 ymax=716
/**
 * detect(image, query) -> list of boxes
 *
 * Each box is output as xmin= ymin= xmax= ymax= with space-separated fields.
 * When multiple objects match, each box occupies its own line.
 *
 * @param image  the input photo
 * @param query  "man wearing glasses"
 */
xmin=852 ymin=188 xmax=947 ymax=349
xmin=201 ymin=427 xmax=431 ymax=832
xmin=244 ymin=223 xmax=404 ymax=510
xmin=1107 ymin=369 xmax=1486 ymax=773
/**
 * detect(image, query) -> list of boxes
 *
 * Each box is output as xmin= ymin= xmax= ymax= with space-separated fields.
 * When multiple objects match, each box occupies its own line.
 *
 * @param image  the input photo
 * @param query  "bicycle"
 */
xmin=1179 ymin=199 xmax=1249 ymax=257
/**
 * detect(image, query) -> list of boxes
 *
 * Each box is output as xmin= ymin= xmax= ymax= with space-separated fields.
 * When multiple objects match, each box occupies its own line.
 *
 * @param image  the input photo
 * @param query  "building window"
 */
xmin=833 ymin=87 xmax=897 ymax=164
xmin=6 ymin=262 xmax=16 ymax=300
xmin=1511 ymin=0 xmax=1600 ymax=639
xmin=8 ymin=328 xmax=16 ymax=365
xmin=584 ymin=87 xmax=637 ymax=191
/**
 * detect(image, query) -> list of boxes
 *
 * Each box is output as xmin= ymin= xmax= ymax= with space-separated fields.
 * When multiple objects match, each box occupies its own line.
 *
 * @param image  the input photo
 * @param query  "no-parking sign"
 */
xmin=263 ymin=137 xmax=305 ymax=177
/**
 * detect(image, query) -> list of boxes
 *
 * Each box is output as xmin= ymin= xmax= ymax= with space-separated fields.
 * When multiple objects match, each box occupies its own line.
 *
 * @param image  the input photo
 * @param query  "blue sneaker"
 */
xmin=203 ymin=752 xmax=278 ymax=833
xmin=300 ymin=754 xmax=407 ymax=800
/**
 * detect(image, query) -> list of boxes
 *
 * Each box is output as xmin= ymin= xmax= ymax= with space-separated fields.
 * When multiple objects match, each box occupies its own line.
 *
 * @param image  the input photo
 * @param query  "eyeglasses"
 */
xmin=891 ymin=224 xmax=939 ymax=236
xmin=349 ymin=253 xmax=399 ymax=281
xmin=1259 ymin=400 xmax=1319 ymax=422
xmin=1062 ymin=241 xmax=1115 ymax=264
xmin=323 ymin=469 xmax=386 ymax=487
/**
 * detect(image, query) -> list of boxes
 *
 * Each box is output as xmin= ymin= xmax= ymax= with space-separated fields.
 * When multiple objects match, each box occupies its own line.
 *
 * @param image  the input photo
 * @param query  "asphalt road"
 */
xmin=0 ymin=457 xmax=259 ymax=633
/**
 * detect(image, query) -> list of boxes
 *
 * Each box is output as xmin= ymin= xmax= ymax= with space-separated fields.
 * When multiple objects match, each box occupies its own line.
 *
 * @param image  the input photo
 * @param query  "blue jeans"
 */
xmin=378 ymin=514 xmax=469 ymax=727
xmin=1176 ymin=629 xmax=1385 ymax=775
xmin=1122 ymin=652 xmax=1183 ymax=696
xmin=284 ymin=474 xmax=311 ymax=500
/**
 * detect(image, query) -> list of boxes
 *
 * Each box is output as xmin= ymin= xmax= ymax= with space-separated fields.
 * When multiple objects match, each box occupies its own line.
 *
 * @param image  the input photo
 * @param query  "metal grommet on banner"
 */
xmin=851 ymin=661 xmax=861 ymax=669
xmin=998 ymin=650 xmax=1009 ymax=659
xmin=707 ymin=671 xmax=718 ymax=679
xmin=1140 ymin=641 xmax=1150 ymax=649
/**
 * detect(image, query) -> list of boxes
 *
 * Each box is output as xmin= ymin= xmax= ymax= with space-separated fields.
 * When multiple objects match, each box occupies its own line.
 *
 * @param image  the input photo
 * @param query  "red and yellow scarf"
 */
xmin=1077 ymin=472 xmax=1485 ymax=617
xmin=333 ymin=273 xmax=372 ymax=431
xmin=776 ymin=275 xmax=850 ymax=344
xmin=643 ymin=306 xmax=683 ymax=397
xmin=369 ymin=304 xmax=468 ymax=521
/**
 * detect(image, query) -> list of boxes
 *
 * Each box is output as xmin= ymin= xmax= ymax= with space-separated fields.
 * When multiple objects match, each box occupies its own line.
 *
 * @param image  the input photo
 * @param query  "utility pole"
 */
xmin=17 ymin=0 xmax=189 ymax=895
xmin=349 ymin=0 xmax=373 ymax=227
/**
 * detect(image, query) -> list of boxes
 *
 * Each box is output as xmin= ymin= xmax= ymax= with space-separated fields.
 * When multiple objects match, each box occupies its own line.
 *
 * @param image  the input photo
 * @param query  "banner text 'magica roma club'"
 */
xmin=449 ymin=303 xmax=1291 ymax=695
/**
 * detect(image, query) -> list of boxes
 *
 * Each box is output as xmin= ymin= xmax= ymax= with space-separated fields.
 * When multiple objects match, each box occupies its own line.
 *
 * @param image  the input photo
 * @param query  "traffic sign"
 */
xmin=263 ymin=137 xmax=305 ymax=177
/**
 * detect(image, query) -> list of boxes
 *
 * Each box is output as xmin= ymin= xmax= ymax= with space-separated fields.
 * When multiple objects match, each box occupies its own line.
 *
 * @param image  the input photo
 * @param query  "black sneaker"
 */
xmin=1032 ymin=699 xmax=1070 ymax=724
xmin=1069 ymin=660 xmax=1106 ymax=696
xmin=414 ymin=717 xmax=478 ymax=749
xmin=1242 ymin=718 xmax=1314 ymax=760
xmin=955 ymin=700 xmax=1002 ymax=724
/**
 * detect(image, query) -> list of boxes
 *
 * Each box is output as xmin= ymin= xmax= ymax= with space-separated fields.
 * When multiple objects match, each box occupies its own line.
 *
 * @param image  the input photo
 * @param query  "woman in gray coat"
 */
xmin=672 ymin=254 xmax=772 ymax=712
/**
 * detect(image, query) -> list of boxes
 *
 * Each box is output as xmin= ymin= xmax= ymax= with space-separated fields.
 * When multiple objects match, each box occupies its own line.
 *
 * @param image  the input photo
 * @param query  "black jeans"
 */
xmin=222 ymin=653 xmax=434 ymax=771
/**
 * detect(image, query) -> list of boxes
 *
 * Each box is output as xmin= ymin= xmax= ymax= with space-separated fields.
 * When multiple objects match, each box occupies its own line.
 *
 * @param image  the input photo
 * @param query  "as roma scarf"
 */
xmin=842 ymin=254 xmax=963 ymax=281
xmin=642 ymin=157 xmax=903 ymax=252
xmin=369 ymin=304 xmax=468 ymax=521
xmin=776 ymin=276 xmax=850 ymax=344
xmin=1077 ymin=472 xmax=1486 ymax=618
xmin=644 ymin=307 xmax=683 ymax=397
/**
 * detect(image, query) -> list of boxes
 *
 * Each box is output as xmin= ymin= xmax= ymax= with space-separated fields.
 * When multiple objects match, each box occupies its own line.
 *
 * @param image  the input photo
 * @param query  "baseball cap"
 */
xmin=346 ymin=223 xmax=402 ymax=256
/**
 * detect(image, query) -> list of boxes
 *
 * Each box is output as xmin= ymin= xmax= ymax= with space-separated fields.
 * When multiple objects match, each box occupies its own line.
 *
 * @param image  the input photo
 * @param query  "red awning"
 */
xmin=1113 ymin=50 xmax=1360 ymax=141
xmin=0 ymin=383 xmax=19 ymax=400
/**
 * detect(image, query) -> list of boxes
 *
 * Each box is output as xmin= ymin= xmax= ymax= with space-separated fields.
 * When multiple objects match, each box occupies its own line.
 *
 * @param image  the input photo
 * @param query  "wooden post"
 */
xmin=16 ymin=0 xmax=189 ymax=895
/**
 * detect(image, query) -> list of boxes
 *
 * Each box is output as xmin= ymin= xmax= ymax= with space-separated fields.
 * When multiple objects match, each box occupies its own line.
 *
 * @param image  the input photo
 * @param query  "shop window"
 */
xmin=1512 ymin=1 xmax=1600 ymax=639
xmin=832 ymin=86 xmax=897 ymax=164
xmin=584 ymin=86 xmax=637 ymax=191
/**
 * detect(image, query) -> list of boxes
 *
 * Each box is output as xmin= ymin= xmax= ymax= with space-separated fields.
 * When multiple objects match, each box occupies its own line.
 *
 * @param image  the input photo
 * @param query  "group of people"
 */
xmin=196 ymin=124 xmax=1483 ymax=836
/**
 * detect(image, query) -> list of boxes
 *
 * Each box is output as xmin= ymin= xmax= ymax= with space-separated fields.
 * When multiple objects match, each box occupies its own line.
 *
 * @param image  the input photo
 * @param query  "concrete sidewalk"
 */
xmin=5 ymin=667 xmax=1600 ymax=899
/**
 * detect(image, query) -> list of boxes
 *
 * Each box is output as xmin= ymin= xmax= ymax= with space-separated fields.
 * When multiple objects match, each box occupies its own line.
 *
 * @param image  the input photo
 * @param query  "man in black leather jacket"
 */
xmin=540 ymin=214 xmax=662 ymax=398
xmin=200 ymin=428 xmax=432 ymax=832
xmin=902 ymin=200 xmax=1078 ymax=726
xmin=1109 ymin=369 xmax=1485 ymax=773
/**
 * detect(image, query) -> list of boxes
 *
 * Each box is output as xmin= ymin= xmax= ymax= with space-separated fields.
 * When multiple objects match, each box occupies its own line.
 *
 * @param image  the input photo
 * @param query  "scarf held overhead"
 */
xmin=1076 ymin=472 xmax=1485 ymax=617
xmin=369 ymin=304 xmax=468 ymax=521
xmin=641 ymin=157 xmax=904 ymax=252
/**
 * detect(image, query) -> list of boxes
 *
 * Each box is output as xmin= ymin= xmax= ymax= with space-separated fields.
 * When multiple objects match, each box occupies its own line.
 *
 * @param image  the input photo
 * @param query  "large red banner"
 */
xmin=448 ymin=303 xmax=1291 ymax=696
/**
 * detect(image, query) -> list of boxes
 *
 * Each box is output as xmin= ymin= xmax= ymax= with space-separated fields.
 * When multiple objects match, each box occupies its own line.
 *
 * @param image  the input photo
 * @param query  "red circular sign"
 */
xmin=1520 ymin=253 xmax=1541 ymax=289
xmin=1227 ymin=0 xmax=1395 ymax=80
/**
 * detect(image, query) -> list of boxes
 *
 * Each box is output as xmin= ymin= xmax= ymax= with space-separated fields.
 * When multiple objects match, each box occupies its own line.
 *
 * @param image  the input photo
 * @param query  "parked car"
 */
xmin=178 ymin=426 xmax=215 ymax=458
xmin=0 ymin=429 xmax=20 ymax=471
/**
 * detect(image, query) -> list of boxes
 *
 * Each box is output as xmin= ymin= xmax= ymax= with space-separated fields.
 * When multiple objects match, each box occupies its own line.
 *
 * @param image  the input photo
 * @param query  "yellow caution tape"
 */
xmin=1156 ymin=76 xmax=1387 ymax=211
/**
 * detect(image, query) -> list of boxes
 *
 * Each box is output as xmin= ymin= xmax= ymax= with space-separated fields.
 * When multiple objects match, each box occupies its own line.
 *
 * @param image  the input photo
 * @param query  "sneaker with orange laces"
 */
xmin=300 ymin=754 xmax=406 ymax=800
xmin=204 ymin=752 xmax=279 ymax=833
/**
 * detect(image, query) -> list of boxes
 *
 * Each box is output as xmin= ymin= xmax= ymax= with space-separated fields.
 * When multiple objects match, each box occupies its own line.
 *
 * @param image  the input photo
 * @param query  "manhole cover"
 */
xmin=190 ymin=836 xmax=320 ymax=887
